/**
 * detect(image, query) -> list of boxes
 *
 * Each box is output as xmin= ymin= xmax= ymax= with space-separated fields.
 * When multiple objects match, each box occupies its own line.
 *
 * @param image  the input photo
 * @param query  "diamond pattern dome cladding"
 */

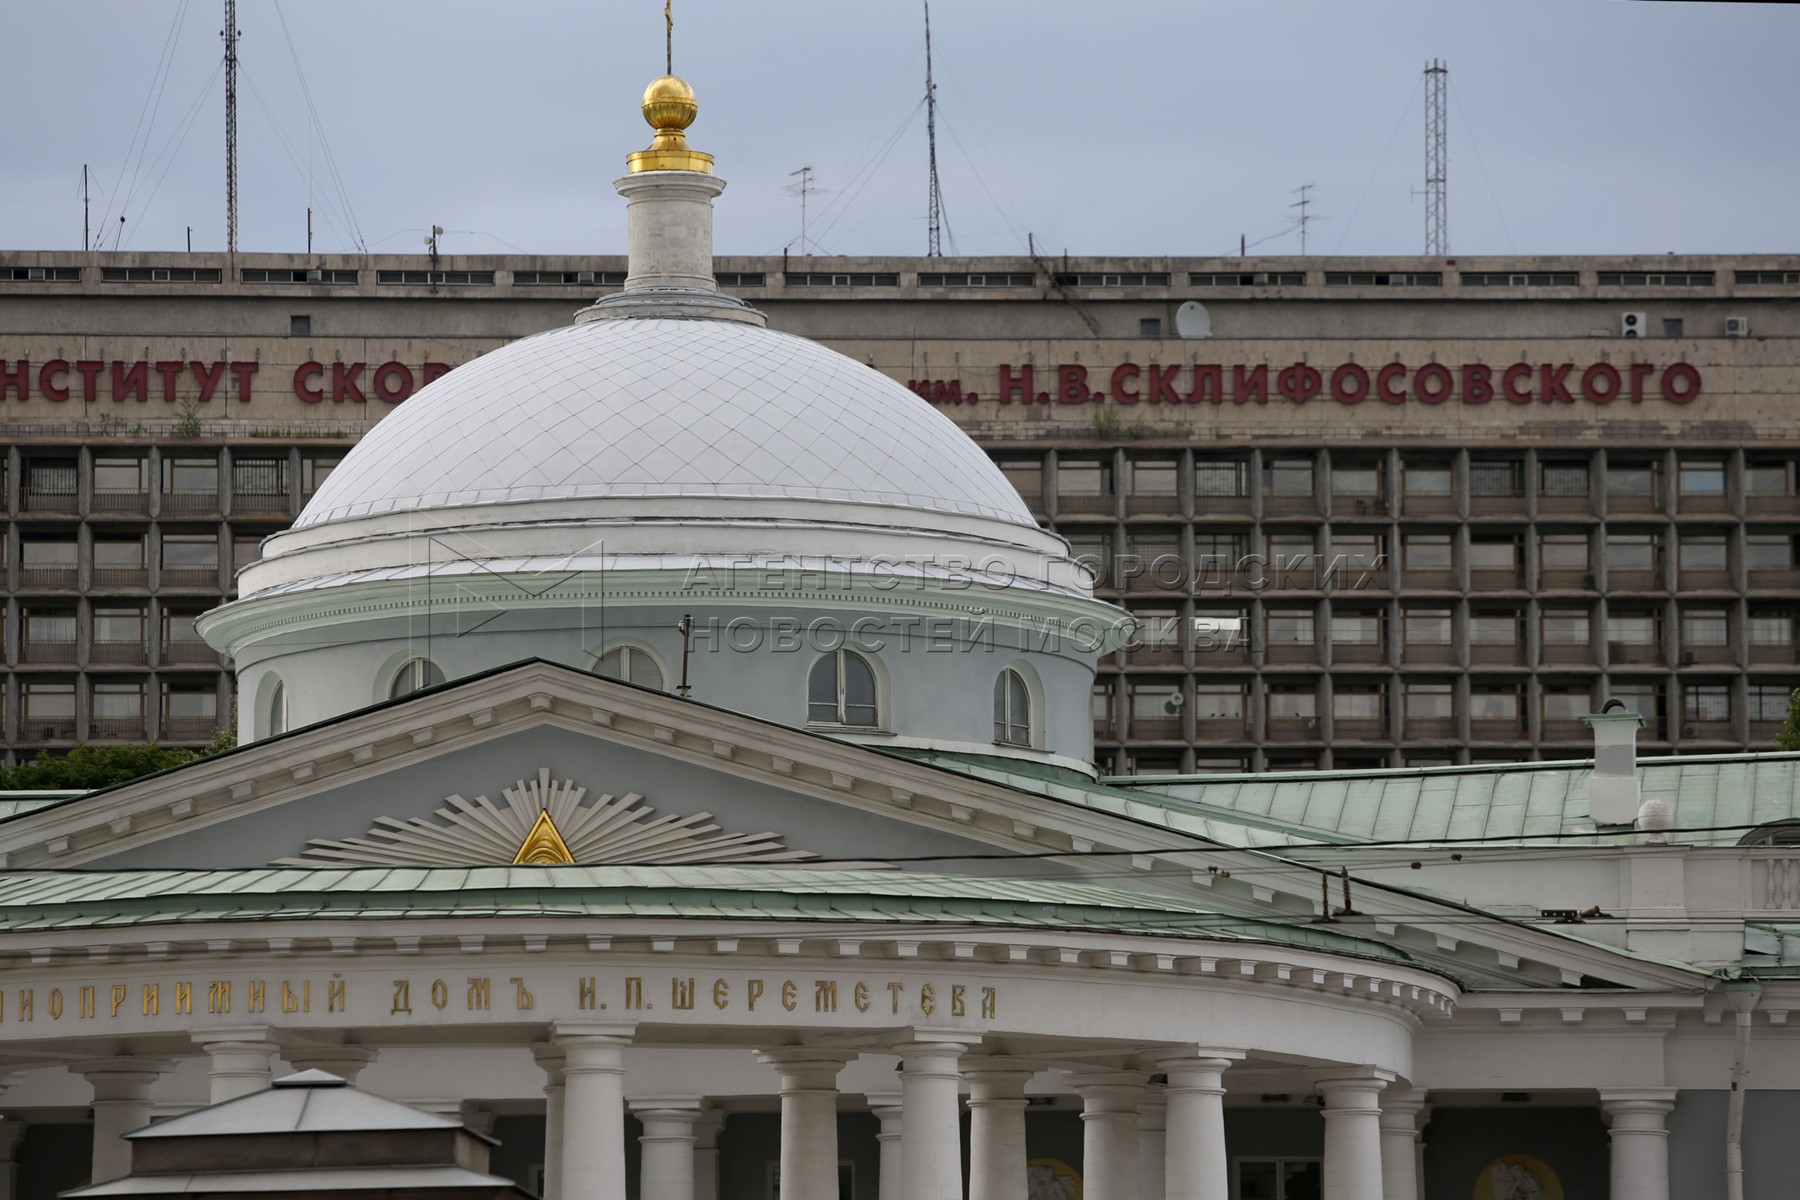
xmin=297 ymin=318 xmax=1036 ymax=530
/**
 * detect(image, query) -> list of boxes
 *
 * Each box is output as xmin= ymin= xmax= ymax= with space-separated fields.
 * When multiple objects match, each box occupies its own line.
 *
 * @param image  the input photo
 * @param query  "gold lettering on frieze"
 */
xmin=79 ymin=986 xmax=96 ymax=1019
xmin=981 ymin=987 xmax=997 ymax=1018
xmin=888 ymin=981 xmax=905 ymax=1014
xmin=578 ymin=977 xmax=598 ymax=1010
xmin=281 ymin=981 xmax=309 ymax=1013
xmin=391 ymin=980 xmax=412 ymax=1015
xmin=712 ymin=978 xmax=729 ymax=1009
xmin=18 ymin=990 xmax=29 ymax=1022
xmin=781 ymin=980 xmax=797 ymax=1012
xmin=328 ymin=977 xmax=347 ymax=1013
xmin=814 ymin=980 xmax=837 ymax=1013
xmin=430 ymin=980 xmax=449 ymax=1011
xmin=210 ymin=981 xmax=231 ymax=1014
xmin=747 ymin=979 xmax=765 ymax=1011
xmin=111 ymin=984 xmax=128 ymax=1017
xmin=513 ymin=978 xmax=534 ymax=1010
xmin=920 ymin=983 xmax=936 ymax=1017
xmin=249 ymin=981 xmax=266 ymax=1013
xmin=47 ymin=989 xmax=62 ymax=1020
xmin=671 ymin=978 xmax=696 ymax=1010
xmin=175 ymin=982 xmax=193 ymax=1015
xmin=951 ymin=984 xmax=965 ymax=1017
xmin=854 ymin=981 xmax=871 ymax=1013
xmin=141 ymin=984 xmax=157 ymax=1016
xmin=468 ymin=978 xmax=491 ymax=1011
xmin=624 ymin=977 xmax=645 ymax=1010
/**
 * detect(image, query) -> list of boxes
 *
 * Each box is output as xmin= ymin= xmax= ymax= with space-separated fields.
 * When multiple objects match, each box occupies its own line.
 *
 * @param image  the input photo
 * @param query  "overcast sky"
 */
xmin=3 ymin=1 xmax=1797 ymax=260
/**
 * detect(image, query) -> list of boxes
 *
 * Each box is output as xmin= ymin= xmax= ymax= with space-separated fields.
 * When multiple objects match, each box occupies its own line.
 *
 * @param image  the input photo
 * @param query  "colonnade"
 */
xmin=28 ymin=1026 xmax=1680 ymax=1200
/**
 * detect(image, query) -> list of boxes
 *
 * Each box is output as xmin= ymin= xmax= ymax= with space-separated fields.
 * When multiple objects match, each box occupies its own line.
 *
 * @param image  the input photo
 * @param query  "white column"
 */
xmin=632 ymin=1097 xmax=705 ymax=1200
xmin=1377 ymin=1090 xmax=1426 ymax=1200
xmin=963 ymin=1060 xmax=1035 ymax=1200
xmin=1317 ymin=1072 xmax=1391 ymax=1200
xmin=1600 ymin=1089 xmax=1676 ymax=1200
xmin=1159 ymin=1054 xmax=1240 ymax=1200
xmin=864 ymin=1093 xmax=905 ymax=1200
xmin=280 ymin=1044 xmax=379 ymax=1084
xmin=1069 ymin=1071 xmax=1145 ymax=1200
xmin=1137 ymin=1089 xmax=1166 ymax=1200
xmin=897 ymin=1039 xmax=969 ymax=1200
xmin=758 ymin=1050 xmax=852 ymax=1200
xmin=191 ymin=1029 xmax=280 ymax=1103
xmin=533 ymin=1045 xmax=567 ymax=1200
xmin=73 ymin=1058 xmax=172 ymax=1183
xmin=555 ymin=1022 xmax=636 ymax=1200
xmin=693 ymin=1108 xmax=724 ymax=1200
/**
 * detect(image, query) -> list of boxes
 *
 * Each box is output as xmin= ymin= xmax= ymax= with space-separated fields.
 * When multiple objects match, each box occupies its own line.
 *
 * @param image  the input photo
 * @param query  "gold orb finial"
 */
xmin=628 ymin=74 xmax=714 ymax=174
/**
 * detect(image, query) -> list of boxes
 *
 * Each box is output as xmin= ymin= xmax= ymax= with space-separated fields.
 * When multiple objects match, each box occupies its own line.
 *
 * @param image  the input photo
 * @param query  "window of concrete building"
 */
xmin=1469 ymin=536 xmax=1522 ymax=573
xmin=1683 ymin=684 xmax=1731 ymax=723
xmin=1542 ymin=609 xmax=1592 ymax=644
xmin=159 ymin=609 xmax=213 ymax=663
xmin=1404 ymin=609 xmax=1453 ymax=646
xmin=1194 ymin=682 xmax=1246 ymax=722
xmin=22 ymin=458 xmax=77 ymax=510
xmin=1678 ymin=460 xmax=1726 ymax=497
xmin=21 ymin=609 xmax=76 ymax=659
xmin=1266 ymin=609 xmax=1315 ymax=647
xmin=1541 ymin=688 xmax=1592 ymax=724
xmin=162 ymin=681 xmax=219 ymax=725
xmin=1538 ymin=461 xmax=1591 ymax=497
xmin=232 ymin=535 xmax=263 ymax=572
xmin=1662 ymin=318 xmax=1685 ymax=338
xmin=1265 ymin=533 xmax=1316 ymax=585
xmin=92 ymin=606 xmax=145 ymax=658
xmin=93 ymin=457 xmax=147 ymax=493
xmin=1331 ymin=612 xmax=1384 ymax=648
xmin=1403 ymin=681 xmax=1454 ymax=717
xmin=998 ymin=461 xmax=1042 ymax=505
xmin=1138 ymin=318 xmax=1162 ymax=338
xmin=1058 ymin=460 xmax=1112 ymax=495
xmin=1263 ymin=458 xmax=1315 ymax=497
xmin=1606 ymin=461 xmax=1663 ymax=506
xmin=1091 ymin=681 xmax=1115 ymax=737
xmin=1333 ymin=684 xmax=1386 ymax=725
xmin=162 ymin=457 xmax=218 ymax=494
xmin=1678 ymin=534 xmax=1729 ymax=571
xmin=1605 ymin=531 xmax=1662 ymax=572
xmin=1128 ymin=680 xmax=1184 ymax=739
xmin=1193 ymin=532 xmax=1246 ymax=573
xmin=93 ymin=680 xmax=145 ymax=735
xmin=1331 ymin=461 xmax=1385 ymax=497
xmin=1470 ymin=612 xmax=1522 ymax=647
xmin=1469 ymin=460 xmax=1523 ymax=498
xmin=1192 ymin=755 xmax=1250 ymax=773
xmin=1751 ymin=612 xmax=1797 ymax=649
xmin=1402 ymin=532 xmax=1453 ymax=570
xmin=1749 ymin=684 xmax=1792 ymax=725
xmin=1470 ymin=686 xmax=1523 ymax=721
xmin=161 ymin=533 xmax=219 ymax=570
xmin=232 ymin=457 xmax=289 ymax=497
xmin=1539 ymin=532 xmax=1591 ymax=571
xmin=1328 ymin=533 xmax=1384 ymax=575
xmin=1747 ymin=534 xmax=1797 ymax=571
xmin=1681 ymin=609 xmax=1730 ymax=647
xmin=1747 ymin=461 xmax=1798 ymax=498
xmin=290 ymin=315 xmax=311 ymax=336
xmin=1194 ymin=461 xmax=1249 ymax=499
xmin=1063 ymin=531 xmax=1113 ymax=586
xmin=1606 ymin=612 xmax=1660 ymax=646
xmin=1130 ymin=460 xmax=1179 ymax=495
xmin=1401 ymin=460 xmax=1453 ymax=496
xmin=1265 ymin=685 xmax=1317 ymax=720
xmin=22 ymin=681 xmax=75 ymax=732
xmin=301 ymin=456 xmax=340 ymax=496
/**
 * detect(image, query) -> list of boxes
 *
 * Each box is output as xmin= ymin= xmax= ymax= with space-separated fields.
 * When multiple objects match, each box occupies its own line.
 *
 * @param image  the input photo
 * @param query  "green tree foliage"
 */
xmin=1780 ymin=688 xmax=1800 ymax=752
xmin=0 ymin=733 xmax=237 ymax=792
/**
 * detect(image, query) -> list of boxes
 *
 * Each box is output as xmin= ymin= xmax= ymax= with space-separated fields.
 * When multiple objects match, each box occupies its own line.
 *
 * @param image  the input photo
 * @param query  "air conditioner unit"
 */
xmin=578 ymin=271 xmax=597 ymax=285
xmin=151 ymin=268 xmax=171 ymax=282
xmin=1679 ymin=650 xmax=1697 ymax=666
xmin=1621 ymin=311 xmax=1648 ymax=338
xmin=1682 ymin=723 xmax=1700 ymax=738
xmin=1726 ymin=316 xmax=1750 ymax=338
xmin=306 ymin=268 xmax=323 ymax=283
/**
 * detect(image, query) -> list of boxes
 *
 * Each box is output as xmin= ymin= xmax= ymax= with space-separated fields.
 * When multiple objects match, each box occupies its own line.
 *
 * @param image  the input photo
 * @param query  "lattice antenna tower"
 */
xmin=923 ymin=0 xmax=947 ymax=257
xmin=223 ymin=0 xmax=240 ymax=254
xmin=1424 ymin=58 xmax=1448 ymax=256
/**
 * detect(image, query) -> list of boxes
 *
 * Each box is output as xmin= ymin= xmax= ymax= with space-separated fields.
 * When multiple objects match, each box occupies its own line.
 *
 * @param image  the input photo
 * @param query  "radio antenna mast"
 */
xmin=1423 ymin=58 xmax=1448 ymax=255
xmin=923 ymin=0 xmax=946 ymax=257
xmin=223 ymin=0 xmax=240 ymax=254
xmin=1290 ymin=183 xmax=1321 ymax=255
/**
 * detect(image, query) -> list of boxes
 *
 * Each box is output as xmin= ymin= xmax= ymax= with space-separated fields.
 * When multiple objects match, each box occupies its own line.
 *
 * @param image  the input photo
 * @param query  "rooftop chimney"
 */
xmin=1583 ymin=699 xmax=1646 ymax=825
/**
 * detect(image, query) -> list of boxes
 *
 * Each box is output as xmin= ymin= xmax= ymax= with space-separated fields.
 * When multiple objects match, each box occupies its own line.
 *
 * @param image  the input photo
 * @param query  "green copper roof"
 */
xmin=1112 ymin=753 xmax=1800 ymax=847
xmin=0 ymin=865 xmax=1410 ymax=963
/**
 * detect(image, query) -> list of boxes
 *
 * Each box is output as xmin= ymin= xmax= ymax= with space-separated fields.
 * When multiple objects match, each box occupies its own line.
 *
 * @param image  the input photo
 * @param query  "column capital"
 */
xmin=1316 ymin=1068 xmax=1396 ymax=1102
xmin=532 ymin=1042 xmax=568 ymax=1081
xmin=551 ymin=1020 xmax=638 ymax=1048
xmin=280 ymin=1043 xmax=379 ymax=1081
xmin=1378 ymin=1087 xmax=1429 ymax=1129
xmin=961 ymin=1055 xmax=1042 ymax=1082
xmin=629 ymin=1095 xmax=708 ymax=1120
xmin=863 ymin=1091 xmax=905 ymax=1118
xmin=70 ymin=1057 xmax=176 ymax=1082
xmin=889 ymin=1031 xmax=980 ymax=1058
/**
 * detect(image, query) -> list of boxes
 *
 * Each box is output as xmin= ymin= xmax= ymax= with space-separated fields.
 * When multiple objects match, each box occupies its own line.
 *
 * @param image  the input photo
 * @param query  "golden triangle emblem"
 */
xmin=513 ymin=809 xmax=576 ymax=865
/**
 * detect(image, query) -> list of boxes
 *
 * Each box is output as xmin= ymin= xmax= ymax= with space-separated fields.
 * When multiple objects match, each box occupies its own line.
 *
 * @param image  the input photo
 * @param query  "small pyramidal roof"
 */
xmin=129 ymin=1069 xmax=472 ymax=1140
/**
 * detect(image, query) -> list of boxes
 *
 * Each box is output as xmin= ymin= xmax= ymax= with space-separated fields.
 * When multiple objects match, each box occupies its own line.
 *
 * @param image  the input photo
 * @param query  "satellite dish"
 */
xmin=1175 ymin=301 xmax=1212 ymax=339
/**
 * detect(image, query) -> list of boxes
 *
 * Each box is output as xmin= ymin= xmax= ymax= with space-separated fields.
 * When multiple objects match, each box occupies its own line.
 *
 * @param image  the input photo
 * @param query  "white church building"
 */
xmin=0 ymin=65 xmax=1796 ymax=1200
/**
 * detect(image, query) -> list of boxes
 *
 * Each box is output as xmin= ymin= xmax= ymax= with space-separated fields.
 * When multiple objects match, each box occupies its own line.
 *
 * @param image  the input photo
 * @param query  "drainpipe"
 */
xmin=1726 ymin=980 xmax=1761 ymax=1200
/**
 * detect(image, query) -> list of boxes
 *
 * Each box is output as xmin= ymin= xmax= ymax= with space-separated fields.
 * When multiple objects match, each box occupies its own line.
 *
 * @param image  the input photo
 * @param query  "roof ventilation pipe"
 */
xmin=1582 ymin=699 xmax=1646 ymax=826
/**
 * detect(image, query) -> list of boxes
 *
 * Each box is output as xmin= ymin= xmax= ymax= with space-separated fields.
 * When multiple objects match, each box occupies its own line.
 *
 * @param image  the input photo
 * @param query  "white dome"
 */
xmin=296 ymin=317 xmax=1036 ymax=531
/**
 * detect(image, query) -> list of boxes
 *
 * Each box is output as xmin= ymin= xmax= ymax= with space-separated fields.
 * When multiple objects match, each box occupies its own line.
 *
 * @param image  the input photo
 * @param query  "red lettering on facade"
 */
xmin=38 ymin=361 xmax=70 ymax=402
xmin=1109 ymin=363 xmax=1140 ymax=404
xmin=421 ymin=361 xmax=452 ymax=387
xmin=74 ymin=361 xmax=104 ymax=402
xmin=1629 ymin=363 xmax=1656 ymax=404
xmin=1147 ymin=364 xmax=1182 ymax=404
xmin=0 ymin=359 xmax=27 ymax=402
xmin=155 ymin=361 xmax=185 ymax=402
xmin=231 ymin=361 xmax=259 ymax=402
xmin=294 ymin=362 xmax=325 ymax=403
xmin=1540 ymin=363 xmax=1574 ymax=404
xmin=1189 ymin=365 xmax=1222 ymax=404
xmin=1276 ymin=363 xmax=1322 ymax=404
xmin=1232 ymin=365 xmax=1268 ymax=405
xmin=1502 ymin=363 xmax=1534 ymax=404
xmin=1376 ymin=363 xmax=1408 ymax=404
xmin=189 ymin=360 xmax=226 ymax=402
xmin=110 ymin=361 xmax=149 ymax=403
xmin=996 ymin=364 xmax=1033 ymax=404
xmin=1580 ymin=362 xmax=1620 ymax=404
xmin=370 ymin=362 xmax=414 ymax=404
xmin=1661 ymin=362 xmax=1702 ymax=404
xmin=1461 ymin=364 xmax=1493 ymax=405
xmin=1056 ymin=364 xmax=1092 ymax=404
xmin=1413 ymin=362 xmax=1453 ymax=404
xmin=331 ymin=362 xmax=367 ymax=404
xmin=1330 ymin=363 xmax=1369 ymax=405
